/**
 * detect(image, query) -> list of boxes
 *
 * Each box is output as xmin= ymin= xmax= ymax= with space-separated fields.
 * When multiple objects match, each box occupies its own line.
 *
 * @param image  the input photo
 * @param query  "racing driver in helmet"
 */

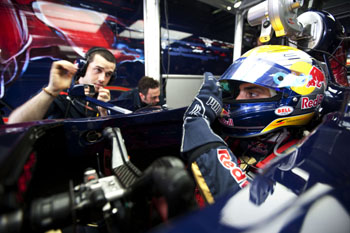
xmin=181 ymin=45 xmax=327 ymax=205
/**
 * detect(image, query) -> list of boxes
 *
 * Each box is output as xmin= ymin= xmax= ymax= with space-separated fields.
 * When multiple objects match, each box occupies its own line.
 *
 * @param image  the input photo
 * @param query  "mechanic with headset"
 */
xmin=181 ymin=45 xmax=327 ymax=205
xmin=8 ymin=47 xmax=116 ymax=123
xmin=117 ymin=76 xmax=161 ymax=112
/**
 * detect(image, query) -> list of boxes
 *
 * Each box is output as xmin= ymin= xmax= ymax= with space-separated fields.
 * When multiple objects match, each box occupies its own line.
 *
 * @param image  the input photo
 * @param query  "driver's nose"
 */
xmin=235 ymin=91 xmax=245 ymax=100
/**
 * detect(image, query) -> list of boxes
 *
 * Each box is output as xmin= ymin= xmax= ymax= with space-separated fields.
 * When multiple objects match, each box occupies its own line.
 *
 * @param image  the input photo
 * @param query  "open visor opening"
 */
xmin=220 ymin=80 xmax=282 ymax=103
xmin=220 ymin=57 xmax=310 ymax=90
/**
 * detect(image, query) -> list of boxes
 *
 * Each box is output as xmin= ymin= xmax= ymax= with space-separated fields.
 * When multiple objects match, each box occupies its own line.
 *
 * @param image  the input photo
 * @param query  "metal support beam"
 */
xmin=233 ymin=10 xmax=245 ymax=61
xmin=143 ymin=0 xmax=160 ymax=82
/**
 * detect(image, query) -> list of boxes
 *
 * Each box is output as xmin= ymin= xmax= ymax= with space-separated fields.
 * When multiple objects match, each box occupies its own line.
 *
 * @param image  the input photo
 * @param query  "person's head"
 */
xmin=218 ymin=45 xmax=327 ymax=138
xmin=234 ymin=82 xmax=275 ymax=100
xmin=138 ymin=76 xmax=160 ymax=105
xmin=77 ymin=47 xmax=117 ymax=92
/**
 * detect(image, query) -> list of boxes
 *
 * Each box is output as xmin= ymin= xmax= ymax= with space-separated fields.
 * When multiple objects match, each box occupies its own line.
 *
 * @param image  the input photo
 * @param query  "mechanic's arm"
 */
xmin=8 ymin=60 xmax=77 ymax=124
xmin=181 ymin=72 xmax=248 ymax=204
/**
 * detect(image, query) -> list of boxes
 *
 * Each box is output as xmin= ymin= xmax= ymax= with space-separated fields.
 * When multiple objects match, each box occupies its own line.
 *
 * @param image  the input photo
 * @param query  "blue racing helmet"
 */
xmin=218 ymin=45 xmax=327 ymax=138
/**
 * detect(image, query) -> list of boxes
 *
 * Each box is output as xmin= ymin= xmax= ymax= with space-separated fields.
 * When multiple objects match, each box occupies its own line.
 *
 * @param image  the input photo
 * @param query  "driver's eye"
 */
xmin=248 ymin=92 xmax=259 ymax=98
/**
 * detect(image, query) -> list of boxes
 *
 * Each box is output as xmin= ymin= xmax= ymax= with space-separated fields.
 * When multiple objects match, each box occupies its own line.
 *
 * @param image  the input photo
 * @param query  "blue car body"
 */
xmin=151 ymin=96 xmax=350 ymax=233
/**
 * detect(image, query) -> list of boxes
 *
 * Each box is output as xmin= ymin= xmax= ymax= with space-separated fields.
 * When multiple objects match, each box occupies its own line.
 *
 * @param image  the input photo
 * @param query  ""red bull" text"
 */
xmin=217 ymin=149 xmax=249 ymax=188
xmin=301 ymin=94 xmax=324 ymax=109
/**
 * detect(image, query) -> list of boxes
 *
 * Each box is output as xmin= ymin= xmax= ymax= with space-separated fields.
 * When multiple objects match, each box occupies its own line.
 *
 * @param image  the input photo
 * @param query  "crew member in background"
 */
xmin=8 ymin=47 xmax=116 ymax=123
xmin=181 ymin=45 xmax=327 ymax=205
xmin=117 ymin=76 xmax=161 ymax=111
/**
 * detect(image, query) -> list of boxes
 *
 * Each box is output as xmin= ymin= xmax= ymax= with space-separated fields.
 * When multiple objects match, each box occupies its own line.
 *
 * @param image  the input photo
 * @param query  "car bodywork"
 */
xmin=1 ymin=75 xmax=349 ymax=233
xmin=151 ymin=96 xmax=350 ymax=233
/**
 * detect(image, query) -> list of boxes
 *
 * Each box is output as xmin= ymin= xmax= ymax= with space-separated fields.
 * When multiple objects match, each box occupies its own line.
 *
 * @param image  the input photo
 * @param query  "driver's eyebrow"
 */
xmin=242 ymin=86 xmax=264 ymax=92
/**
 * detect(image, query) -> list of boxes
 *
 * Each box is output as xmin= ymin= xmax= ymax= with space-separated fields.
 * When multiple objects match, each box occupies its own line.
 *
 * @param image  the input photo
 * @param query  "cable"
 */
xmin=273 ymin=128 xmax=289 ymax=157
xmin=288 ymin=39 xmax=348 ymax=70
xmin=112 ymin=127 xmax=128 ymax=165
xmin=338 ymin=36 xmax=350 ymax=41
xmin=111 ymin=127 xmax=141 ymax=178
xmin=273 ymin=128 xmax=300 ymax=159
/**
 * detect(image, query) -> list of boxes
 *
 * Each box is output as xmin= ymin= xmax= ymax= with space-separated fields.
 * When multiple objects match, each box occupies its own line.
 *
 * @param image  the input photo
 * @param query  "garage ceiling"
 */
xmin=162 ymin=0 xmax=349 ymax=52
xmin=192 ymin=0 xmax=350 ymax=36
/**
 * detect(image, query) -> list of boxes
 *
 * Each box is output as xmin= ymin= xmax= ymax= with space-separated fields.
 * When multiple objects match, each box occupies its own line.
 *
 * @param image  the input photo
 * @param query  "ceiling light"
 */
xmin=234 ymin=1 xmax=241 ymax=8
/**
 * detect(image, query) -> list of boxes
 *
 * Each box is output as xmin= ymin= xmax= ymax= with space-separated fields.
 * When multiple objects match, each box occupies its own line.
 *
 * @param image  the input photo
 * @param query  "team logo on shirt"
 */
xmin=218 ymin=117 xmax=234 ymax=126
xmin=218 ymin=108 xmax=234 ymax=126
xmin=217 ymin=149 xmax=249 ymax=188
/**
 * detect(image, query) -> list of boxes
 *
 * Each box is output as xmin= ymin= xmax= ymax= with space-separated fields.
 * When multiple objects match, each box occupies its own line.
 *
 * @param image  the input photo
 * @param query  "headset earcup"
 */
xmin=75 ymin=58 xmax=88 ymax=79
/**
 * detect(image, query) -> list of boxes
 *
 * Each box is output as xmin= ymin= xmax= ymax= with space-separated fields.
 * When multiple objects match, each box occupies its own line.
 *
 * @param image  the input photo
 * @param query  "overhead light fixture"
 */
xmin=234 ymin=1 xmax=241 ymax=8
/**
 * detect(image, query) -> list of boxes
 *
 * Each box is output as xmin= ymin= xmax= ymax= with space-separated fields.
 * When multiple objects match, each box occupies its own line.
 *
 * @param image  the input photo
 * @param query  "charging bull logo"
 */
xmin=290 ymin=62 xmax=326 ymax=95
xmin=218 ymin=108 xmax=234 ymax=126
xmin=306 ymin=66 xmax=325 ymax=88
xmin=219 ymin=117 xmax=234 ymax=127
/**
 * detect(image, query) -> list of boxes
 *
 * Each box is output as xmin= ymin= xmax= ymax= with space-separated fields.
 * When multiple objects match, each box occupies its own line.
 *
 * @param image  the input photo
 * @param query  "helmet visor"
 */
xmin=220 ymin=80 xmax=281 ymax=103
xmin=220 ymin=57 xmax=309 ymax=90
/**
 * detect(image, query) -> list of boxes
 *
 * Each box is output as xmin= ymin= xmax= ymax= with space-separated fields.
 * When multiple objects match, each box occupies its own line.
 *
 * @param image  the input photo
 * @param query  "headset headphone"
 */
xmin=74 ymin=47 xmax=117 ymax=85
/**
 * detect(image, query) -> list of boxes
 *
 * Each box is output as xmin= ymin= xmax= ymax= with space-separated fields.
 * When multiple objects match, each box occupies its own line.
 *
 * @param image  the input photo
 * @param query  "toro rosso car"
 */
xmin=0 ymin=63 xmax=349 ymax=233
xmin=0 ymin=1 xmax=350 ymax=233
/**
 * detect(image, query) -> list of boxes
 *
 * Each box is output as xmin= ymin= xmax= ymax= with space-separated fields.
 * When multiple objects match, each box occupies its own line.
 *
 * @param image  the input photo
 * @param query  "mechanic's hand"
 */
xmin=97 ymin=87 xmax=111 ymax=102
xmin=185 ymin=72 xmax=222 ymax=123
xmin=47 ymin=60 xmax=77 ymax=96
xmin=97 ymin=87 xmax=110 ymax=116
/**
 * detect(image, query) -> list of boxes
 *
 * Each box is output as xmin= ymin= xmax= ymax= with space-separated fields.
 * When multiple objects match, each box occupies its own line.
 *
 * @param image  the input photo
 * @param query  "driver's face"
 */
xmin=236 ymin=83 xmax=272 ymax=100
xmin=141 ymin=87 xmax=160 ymax=105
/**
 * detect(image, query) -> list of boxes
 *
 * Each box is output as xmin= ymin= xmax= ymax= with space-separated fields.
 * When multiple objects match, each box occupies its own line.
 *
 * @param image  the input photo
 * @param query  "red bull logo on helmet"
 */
xmin=306 ymin=66 xmax=325 ymax=88
xmin=301 ymin=94 xmax=324 ymax=109
xmin=291 ymin=65 xmax=326 ymax=95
